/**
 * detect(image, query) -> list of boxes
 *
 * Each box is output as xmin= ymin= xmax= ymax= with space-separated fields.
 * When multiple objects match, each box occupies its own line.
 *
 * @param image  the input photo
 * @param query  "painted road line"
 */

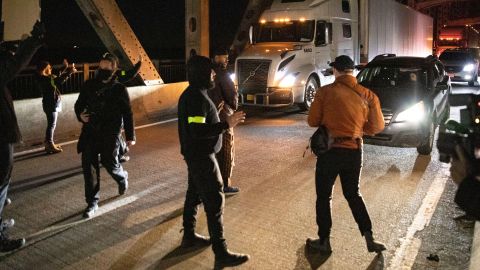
xmin=388 ymin=164 xmax=449 ymax=270
xmin=13 ymin=118 xmax=178 ymax=157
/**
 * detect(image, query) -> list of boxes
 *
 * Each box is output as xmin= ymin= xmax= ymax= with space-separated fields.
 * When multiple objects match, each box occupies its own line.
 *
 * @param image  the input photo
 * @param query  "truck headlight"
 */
xmin=463 ymin=64 xmax=475 ymax=72
xmin=278 ymin=74 xmax=297 ymax=88
xmin=229 ymin=73 xmax=235 ymax=82
xmin=395 ymin=101 xmax=425 ymax=123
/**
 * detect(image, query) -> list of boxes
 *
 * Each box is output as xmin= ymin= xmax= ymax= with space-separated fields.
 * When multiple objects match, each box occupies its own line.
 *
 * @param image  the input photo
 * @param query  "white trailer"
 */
xmin=233 ymin=0 xmax=433 ymax=110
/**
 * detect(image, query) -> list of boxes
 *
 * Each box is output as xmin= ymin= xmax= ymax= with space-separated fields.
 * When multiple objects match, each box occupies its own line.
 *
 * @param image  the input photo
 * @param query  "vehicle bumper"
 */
xmin=239 ymin=87 xmax=299 ymax=107
xmin=363 ymin=121 xmax=426 ymax=147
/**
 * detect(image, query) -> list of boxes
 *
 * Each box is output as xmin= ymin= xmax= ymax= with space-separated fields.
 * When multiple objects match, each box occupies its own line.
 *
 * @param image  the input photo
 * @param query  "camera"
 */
xmin=437 ymin=94 xmax=480 ymax=163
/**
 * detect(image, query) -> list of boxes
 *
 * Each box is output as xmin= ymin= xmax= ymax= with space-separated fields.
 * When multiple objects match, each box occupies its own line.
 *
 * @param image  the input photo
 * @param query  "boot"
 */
xmin=306 ymin=237 xmax=332 ymax=254
xmin=364 ymin=231 xmax=386 ymax=253
xmin=45 ymin=142 xmax=62 ymax=154
xmin=181 ymin=232 xmax=211 ymax=248
xmin=214 ymin=242 xmax=250 ymax=269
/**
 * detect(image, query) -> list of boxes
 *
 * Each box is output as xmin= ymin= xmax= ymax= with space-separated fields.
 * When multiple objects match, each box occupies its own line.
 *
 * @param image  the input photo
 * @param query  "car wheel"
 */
xmin=299 ymin=76 xmax=319 ymax=111
xmin=417 ymin=119 xmax=435 ymax=155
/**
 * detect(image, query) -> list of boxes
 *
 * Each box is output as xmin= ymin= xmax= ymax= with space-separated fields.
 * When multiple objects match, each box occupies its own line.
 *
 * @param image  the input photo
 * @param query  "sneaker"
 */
xmin=1 ymin=219 xmax=15 ymax=230
xmin=83 ymin=204 xmax=98 ymax=218
xmin=181 ymin=233 xmax=211 ymax=248
xmin=119 ymin=155 xmax=130 ymax=163
xmin=0 ymin=232 xmax=26 ymax=253
xmin=119 ymin=172 xmax=129 ymax=195
xmin=4 ymin=198 xmax=11 ymax=207
xmin=223 ymin=186 xmax=240 ymax=195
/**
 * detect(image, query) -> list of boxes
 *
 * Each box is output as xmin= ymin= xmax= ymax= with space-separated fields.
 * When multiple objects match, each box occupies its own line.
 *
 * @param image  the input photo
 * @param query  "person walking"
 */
xmin=36 ymin=59 xmax=76 ymax=154
xmin=178 ymin=55 xmax=250 ymax=269
xmin=0 ymin=21 xmax=44 ymax=252
xmin=74 ymin=53 xmax=135 ymax=218
xmin=208 ymin=48 xmax=240 ymax=194
xmin=306 ymin=55 xmax=387 ymax=254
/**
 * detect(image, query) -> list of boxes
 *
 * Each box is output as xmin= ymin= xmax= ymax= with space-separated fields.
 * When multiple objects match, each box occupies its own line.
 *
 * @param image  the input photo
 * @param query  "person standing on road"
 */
xmin=208 ymin=48 xmax=240 ymax=195
xmin=178 ymin=55 xmax=250 ymax=269
xmin=36 ymin=59 xmax=76 ymax=154
xmin=74 ymin=53 xmax=135 ymax=218
xmin=0 ymin=21 xmax=44 ymax=252
xmin=306 ymin=55 xmax=387 ymax=254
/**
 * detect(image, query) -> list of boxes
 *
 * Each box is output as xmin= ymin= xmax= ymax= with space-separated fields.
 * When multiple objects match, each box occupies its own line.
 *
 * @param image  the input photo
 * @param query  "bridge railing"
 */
xmin=9 ymin=60 xmax=186 ymax=100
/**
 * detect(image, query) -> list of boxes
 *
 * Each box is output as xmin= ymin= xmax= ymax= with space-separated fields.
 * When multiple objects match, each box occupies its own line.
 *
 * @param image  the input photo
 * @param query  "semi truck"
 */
xmin=233 ymin=0 xmax=433 ymax=110
xmin=436 ymin=25 xmax=480 ymax=56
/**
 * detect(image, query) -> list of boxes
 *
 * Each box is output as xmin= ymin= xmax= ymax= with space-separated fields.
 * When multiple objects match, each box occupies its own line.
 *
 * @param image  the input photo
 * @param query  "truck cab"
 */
xmin=233 ymin=0 xmax=358 ymax=110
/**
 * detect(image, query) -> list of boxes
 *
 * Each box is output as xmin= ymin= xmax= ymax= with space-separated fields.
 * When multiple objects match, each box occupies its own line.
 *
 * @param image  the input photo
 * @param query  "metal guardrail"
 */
xmin=9 ymin=60 xmax=186 ymax=100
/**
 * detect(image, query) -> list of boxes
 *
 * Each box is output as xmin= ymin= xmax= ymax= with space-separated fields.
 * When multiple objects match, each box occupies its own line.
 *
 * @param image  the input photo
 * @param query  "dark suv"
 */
xmin=358 ymin=55 xmax=451 ymax=155
xmin=439 ymin=49 xmax=479 ymax=86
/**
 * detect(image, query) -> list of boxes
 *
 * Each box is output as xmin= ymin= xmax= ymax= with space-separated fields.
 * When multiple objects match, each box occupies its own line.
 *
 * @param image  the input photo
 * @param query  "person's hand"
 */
xmin=450 ymin=144 xmax=472 ymax=185
xmin=217 ymin=101 xmax=225 ymax=112
xmin=80 ymin=111 xmax=90 ymax=123
xmin=70 ymin=63 xmax=77 ymax=73
xmin=30 ymin=20 xmax=46 ymax=39
xmin=225 ymin=111 xmax=246 ymax=128
xmin=127 ymin=140 xmax=136 ymax=146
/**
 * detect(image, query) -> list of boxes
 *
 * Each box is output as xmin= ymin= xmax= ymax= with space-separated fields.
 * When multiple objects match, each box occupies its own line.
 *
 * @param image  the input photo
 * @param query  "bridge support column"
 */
xmin=185 ymin=0 xmax=210 ymax=59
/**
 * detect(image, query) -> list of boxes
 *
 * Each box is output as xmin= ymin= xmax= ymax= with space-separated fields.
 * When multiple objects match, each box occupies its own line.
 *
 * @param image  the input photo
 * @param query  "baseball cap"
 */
xmin=329 ymin=55 xmax=354 ymax=71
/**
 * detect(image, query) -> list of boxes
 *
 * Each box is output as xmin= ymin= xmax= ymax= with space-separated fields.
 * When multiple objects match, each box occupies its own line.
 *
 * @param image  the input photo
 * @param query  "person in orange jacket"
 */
xmin=306 ymin=55 xmax=387 ymax=254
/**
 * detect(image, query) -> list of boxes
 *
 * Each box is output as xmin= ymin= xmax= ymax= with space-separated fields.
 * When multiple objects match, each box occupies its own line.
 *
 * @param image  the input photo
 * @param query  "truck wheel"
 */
xmin=299 ymin=77 xmax=319 ymax=111
xmin=417 ymin=119 xmax=435 ymax=155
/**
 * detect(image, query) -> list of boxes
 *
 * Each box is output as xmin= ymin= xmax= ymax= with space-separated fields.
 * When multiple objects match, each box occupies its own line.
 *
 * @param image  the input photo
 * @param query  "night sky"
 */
xmin=33 ymin=0 xmax=248 ymax=64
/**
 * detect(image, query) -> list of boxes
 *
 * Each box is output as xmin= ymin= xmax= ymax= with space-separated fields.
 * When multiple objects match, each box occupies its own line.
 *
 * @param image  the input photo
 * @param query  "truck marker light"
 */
xmin=260 ymin=19 xmax=266 ymax=24
xmin=300 ymin=18 xmax=306 ymax=22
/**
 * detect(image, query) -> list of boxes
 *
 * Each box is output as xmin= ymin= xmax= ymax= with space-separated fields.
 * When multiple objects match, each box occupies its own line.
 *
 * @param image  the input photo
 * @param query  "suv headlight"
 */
xmin=395 ymin=101 xmax=425 ymax=123
xmin=463 ymin=64 xmax=475 ymax=72
xmin=229 ymin=73 xmax=235 ymax=82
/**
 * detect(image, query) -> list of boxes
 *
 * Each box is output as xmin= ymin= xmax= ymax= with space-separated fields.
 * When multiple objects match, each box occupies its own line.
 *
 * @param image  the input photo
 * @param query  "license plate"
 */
xmin=246 ymin=94 xmax=254 ymax=101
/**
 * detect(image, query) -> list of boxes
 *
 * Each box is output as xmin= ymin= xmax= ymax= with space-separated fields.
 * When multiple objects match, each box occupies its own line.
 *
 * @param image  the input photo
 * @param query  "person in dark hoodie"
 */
xmin=0 ymin=21 xmax=44 ymax=253
xmin=177 ymin=55 xmax=249 ymax=269
xmin=36 ymin=59 xmax=76 ymax=154
xmin=74 ymin=53 xmax=135 ymax=218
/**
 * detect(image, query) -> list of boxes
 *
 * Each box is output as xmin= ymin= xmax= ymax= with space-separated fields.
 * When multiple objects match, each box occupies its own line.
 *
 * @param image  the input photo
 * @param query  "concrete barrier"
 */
xmin=471 ymin=221 xmax=480 ymax=270
xmin=14 ymin=82 xmax=188 ymax=147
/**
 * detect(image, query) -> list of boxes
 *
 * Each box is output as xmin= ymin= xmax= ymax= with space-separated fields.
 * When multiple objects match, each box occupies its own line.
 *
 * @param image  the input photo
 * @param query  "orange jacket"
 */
xmin=307 ymin=75 xmax=384 ymax=149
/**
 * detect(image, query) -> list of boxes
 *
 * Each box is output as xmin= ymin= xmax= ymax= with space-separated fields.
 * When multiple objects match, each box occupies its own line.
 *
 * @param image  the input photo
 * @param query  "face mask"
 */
xmin=96 ymin=69 xmax=114 ymax=81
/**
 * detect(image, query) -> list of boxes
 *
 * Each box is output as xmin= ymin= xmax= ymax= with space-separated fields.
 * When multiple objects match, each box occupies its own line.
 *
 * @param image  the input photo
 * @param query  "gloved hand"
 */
xmin=30 ymin=20 xmax=46 ymax=39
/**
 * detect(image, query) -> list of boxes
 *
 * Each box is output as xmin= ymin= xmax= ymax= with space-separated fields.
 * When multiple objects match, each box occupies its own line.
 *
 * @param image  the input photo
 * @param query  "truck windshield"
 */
xmin=357 ymin=66 xmax=429 ymax=91
xmin=439 ymin=52 xmax=474 ymax=62
xmin=255 ymin=20 xmax=315 ymax=43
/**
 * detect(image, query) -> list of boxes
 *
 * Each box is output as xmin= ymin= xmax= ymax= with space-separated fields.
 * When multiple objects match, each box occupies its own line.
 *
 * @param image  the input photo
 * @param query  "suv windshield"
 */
xmin=439 ymin=51 xmax=474 ymax=62
xmin=357 ymin=66 xmax=429 ymax=92
xmin=255 ymin=20 xmax=315 ymax=43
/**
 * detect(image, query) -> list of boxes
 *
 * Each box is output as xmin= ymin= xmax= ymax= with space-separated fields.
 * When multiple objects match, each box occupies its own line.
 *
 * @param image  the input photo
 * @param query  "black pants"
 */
xmin=45 ymin=111 xmax=58 ymax=143
xmin=315 ymin=147 xmax=372 ymax=239
xmin=183 ymin=154 xmax=226 ymax=253
xmin=0 ymin=143 xmax=13 ymax=229
xmin=81 ymin=134 xmax=127 ymax=206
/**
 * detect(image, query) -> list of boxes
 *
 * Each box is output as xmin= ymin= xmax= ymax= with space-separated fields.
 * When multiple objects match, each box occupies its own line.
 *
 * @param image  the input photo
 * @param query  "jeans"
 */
xmin=81 ymin=134 xmax=128 ymax=206
xmin=183 ymin=154 xmax=226 ymax=254
xmin=45 ymin=111 xmax=58 ymax=143
xmin=315 ymin=147 xmax=372 ymax=239
xmin=0 ymin=143 xmax=13 ymax=230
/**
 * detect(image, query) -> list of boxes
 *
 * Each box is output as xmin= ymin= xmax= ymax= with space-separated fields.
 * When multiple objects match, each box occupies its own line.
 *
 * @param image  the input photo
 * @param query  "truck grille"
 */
xmin=383 ymin=108 xmax=394 ymax=126
xmin=237 ymin=59 xmax=271 ymax=94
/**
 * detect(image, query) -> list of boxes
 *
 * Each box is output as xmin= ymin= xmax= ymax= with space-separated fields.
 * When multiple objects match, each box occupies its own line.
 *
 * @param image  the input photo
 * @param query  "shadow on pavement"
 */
xmin=13 ymin=150 xmax=49 ymax=162
xmin=9 ymin=166 xmax=83 ymax=193
xmin=148 ymin=245 xmax=210 ymax=270
xmin=300 ymin=245 xmax=333 ymax=270
xmin=365 ymin=253 xmax=385 ymax=270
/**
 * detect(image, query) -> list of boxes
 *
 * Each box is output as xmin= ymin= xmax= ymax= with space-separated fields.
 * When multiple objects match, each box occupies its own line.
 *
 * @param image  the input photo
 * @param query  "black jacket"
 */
xmin=74 ymin=78 xmax=135 ymax=152
xmin=208 ymin=65 xmax=238 ymax=122
xmin=0 ymin=36 xmax=43 ymax=144
xmin=36 ymin=68 xmax=73 ymax=112
xmin=178 ymin=86 xmax=229 ymax=160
